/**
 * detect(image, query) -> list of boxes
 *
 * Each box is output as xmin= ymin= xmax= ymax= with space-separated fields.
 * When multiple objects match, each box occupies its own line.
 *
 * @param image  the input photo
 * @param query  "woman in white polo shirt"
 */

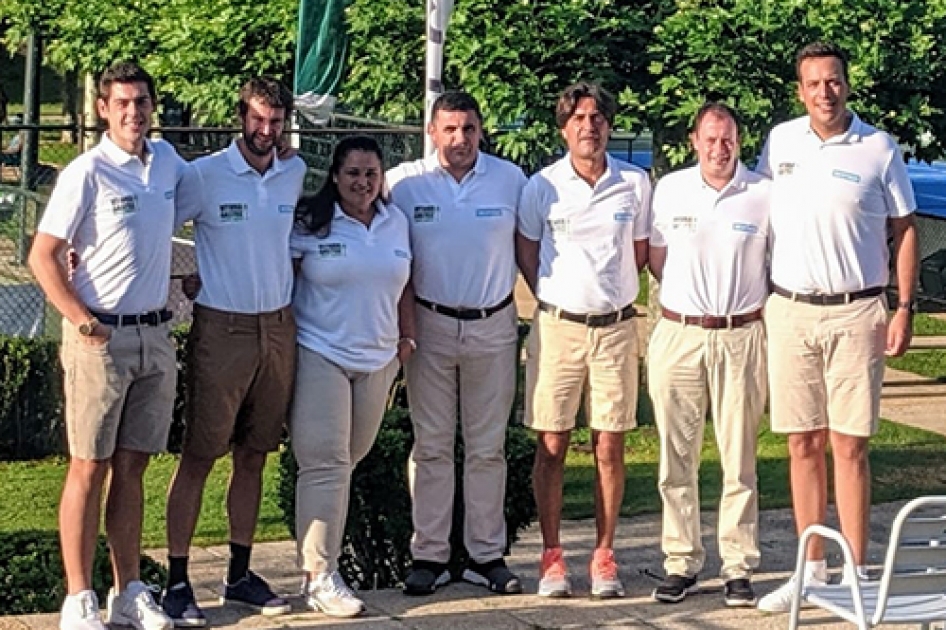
xmin=289 ymin=135 xmax=414 ymax=618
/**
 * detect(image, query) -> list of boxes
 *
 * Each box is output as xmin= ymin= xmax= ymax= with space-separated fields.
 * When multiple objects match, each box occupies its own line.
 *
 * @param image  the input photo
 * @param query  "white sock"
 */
xmin=803 ymin=559 xmax=828 ymax=582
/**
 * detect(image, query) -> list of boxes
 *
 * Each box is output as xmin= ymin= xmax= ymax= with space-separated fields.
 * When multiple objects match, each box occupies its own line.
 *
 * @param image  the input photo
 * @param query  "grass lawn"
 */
xmin=0 ymin=452 xmax=289 ymax=549
xmin=912 ymin=312 xmax=946 ymax=336
xmin=4 ymin=420 xmax=943 ymax=549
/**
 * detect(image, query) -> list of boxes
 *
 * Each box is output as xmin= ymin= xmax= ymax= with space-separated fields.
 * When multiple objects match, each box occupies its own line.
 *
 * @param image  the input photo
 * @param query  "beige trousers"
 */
xmin=290 ymin=346 xmax=400 ymax=574
xmin=405 ymin=302 xmax=518 ymax=564
xmin=648 ymin=318 xmax=766 ymax=580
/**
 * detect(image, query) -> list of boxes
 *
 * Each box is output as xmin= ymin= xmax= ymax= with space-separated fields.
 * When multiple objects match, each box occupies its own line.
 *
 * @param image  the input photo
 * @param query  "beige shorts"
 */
xmin=61 ymin=319 xmax=177 ymax=460
xmin=183 ymin=304 xmax=296 ymax=458
xmin=524 ymin=308 xmax=639 ymax=432
xmin=765 ymin=293 xmax=887 ymax=437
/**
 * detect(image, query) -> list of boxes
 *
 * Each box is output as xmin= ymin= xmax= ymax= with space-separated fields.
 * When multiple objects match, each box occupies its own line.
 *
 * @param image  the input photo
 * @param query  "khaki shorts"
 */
xmin=61 ymin=319 xmax=176 ymax=460
xmin=183 ymin=304 xmax=296 ymax=458
xmin=765 ymin=293 xmax=887 ymax=437
xmin=524 ymin=308 xmax=639 ymax=432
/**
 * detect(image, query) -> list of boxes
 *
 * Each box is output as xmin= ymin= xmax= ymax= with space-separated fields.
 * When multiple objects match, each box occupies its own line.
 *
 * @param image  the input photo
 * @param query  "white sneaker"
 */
xmin=305 ymin=571 xmax=366 ymax=618
xmin=106 ymin=581 xmax=173 ymax=630
xmin=757 ymin=573 xmax=826 ymax=613
xmin=60 ymin=590 xmax=106 ymax=630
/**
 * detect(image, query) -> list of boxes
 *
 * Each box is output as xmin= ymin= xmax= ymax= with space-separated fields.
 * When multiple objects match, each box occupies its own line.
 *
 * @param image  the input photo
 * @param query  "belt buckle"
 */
xmin=725 ymin=315 xmax=733 ymax=329
xmin=480 ymin=308 xmax=488 ymax=319
xmin=584 ymin=313 xmax=602 ymax=327
xmin=844 ymin=292 xmax=854 ymax=305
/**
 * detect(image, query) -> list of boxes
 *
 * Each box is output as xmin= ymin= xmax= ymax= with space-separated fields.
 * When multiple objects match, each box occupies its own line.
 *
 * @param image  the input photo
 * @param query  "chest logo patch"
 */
xmin=164 ymin=190 xmax=174 ymax=200
xmin=317 ymin=243 xmax=347 ymax=258
xmin=548 ymin=217 xmax=570 ymax=234
xmin=219 ymin=203 xmax=248 ymax=223
xmin=475 ymin=208 xmax=503 ymax=218
xmin=732 ymin=222 xmax=759 ymax=234
xmin=613 ymin=211 xmax=634 ymax=223
xmin=672 ymin=216 xmax=698 ymax=231
xmin=831 ymin=169 xmax=861 ymax=183
xmin=278 ymin=204 xmax=295 ymax=214
xmin=413 ymin=205 xmax=441 ymax=223
xmin=394 ymin=248 xmax=410 ymax=259
xmin=110 ymin=195 xmax=138 ymax=215
xmin=777 ymin=162 xmax=796 ymax=176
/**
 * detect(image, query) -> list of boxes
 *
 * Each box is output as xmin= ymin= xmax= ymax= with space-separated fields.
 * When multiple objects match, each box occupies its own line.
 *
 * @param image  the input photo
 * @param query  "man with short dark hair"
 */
xmin=648 ymin=102 xmax=769 ymax=607
xmin=29 ymin=61 xmax=180 ymax=630
xmin=756 ymin=41 xmax=918 ymax=612
xmin=517 ymin=82 xmax=652 ymax=599
xmin=387 ymin=90 xmax=527 ymax=596
xmin=162 ymin=76 xmax=306 ymax=625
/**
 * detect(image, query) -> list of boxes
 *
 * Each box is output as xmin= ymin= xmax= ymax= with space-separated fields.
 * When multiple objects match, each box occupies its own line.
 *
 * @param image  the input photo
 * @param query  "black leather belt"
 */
xmin=91 ymin=309 xmax=172 ymax=327
xmin=661 ymin=307 xmax=763 ymax=329
xmin=771 ymin=284 xmax=884 ymax=306
xmin=538 ymin=300 xmax=636 ymax=328
xmin=415 ymin=293 xmax=513 ymax=320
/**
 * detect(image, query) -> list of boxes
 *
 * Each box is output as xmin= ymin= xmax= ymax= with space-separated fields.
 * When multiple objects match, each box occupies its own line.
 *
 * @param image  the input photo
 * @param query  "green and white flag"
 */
xmin=294 ymin=0 xmax=351 ymax=124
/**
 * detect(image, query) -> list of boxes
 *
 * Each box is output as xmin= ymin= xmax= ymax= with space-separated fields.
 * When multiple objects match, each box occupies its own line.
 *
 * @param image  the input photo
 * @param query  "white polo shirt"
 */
xmin=175 ymin=141 xmax=306 ymax=314
xmin=518 ymin=153 xmax=652 ymax=313
xmin=387 ymin=152 xmax=526 ymax=308
xmin=38 ymin=134 xmax=185 ymax=314
xmin=652 ymin=162 xmax=771 ymax=316
xmin=291 ymin=201 xmax=411 ymax=371
xmin=757 ymin=113 xmax=916 ymax=294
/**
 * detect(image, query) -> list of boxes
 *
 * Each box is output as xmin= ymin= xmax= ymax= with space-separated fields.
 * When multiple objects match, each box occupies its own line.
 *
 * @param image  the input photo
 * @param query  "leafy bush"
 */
xmin=0 ymin=530 xmax=166 ymax=615
xmin=0 ymin=335 xmax=64 ymax=460
xmin=279 ymin=378 xmax=537 ymax=590
xmin=168 ymin=325 xmax=190 ymax=454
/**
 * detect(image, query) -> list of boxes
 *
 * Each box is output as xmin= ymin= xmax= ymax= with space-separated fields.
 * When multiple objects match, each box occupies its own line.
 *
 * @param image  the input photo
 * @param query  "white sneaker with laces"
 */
xmin=60 ymin=590 xmax=106 ymax=630
xmin=306 ymin=571 xmax=366 ymax=618
xmin=757 ymin=573 xmax=827 ymax=613
xmin=106 ymin=580 xmax=173 ymax=630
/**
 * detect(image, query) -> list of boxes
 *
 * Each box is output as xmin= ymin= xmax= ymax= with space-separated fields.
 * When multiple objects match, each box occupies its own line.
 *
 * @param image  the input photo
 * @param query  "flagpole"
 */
xmin=424 ymin=0 xmax=451 ymax=156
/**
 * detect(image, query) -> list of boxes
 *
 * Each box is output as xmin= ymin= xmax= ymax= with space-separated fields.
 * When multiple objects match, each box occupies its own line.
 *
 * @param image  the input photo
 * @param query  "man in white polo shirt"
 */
xmin=517 ymin=81 xmax=652 ymax=599
xmin=162 ymin=77 xmax=306 ymax=625
xmin=756 ymin=41 xmax=918 ymax=612
xmin=29 ymin=61 xmax=179 ymax=630
xmin=387 ymin=91 xmax=527 ymax=596
xmin=648 ymin=102 xmax=769 ymax=608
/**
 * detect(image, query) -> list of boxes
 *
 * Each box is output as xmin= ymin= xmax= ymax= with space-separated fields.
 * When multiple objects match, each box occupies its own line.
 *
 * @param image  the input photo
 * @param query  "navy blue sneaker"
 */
xmin=220 ymin=571 xmax=291 ymax=616
xmin=161 ymin=582 xmax=206 ymax=627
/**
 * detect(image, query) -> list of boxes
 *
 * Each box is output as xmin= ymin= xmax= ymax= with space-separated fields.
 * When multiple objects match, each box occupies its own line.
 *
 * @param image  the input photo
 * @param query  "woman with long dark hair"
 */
xmin=289 ymin=135 xmax=414 ymax=617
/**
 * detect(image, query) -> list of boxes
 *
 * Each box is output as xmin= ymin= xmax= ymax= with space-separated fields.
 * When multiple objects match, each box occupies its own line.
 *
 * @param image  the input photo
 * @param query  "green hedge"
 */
xmin=0 ymin=530 xmax=166 ymax=615
xmin=279 ymin=376 xmax=538 ymax=590
xmin=0 ymin=336 xmax=63 ymax=460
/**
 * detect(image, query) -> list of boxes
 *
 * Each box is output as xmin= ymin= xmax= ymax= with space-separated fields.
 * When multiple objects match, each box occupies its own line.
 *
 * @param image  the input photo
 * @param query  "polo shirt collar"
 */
xmin=100 ymin=133 xmax=153 ymax=166
xmin=332 ymin=199 xmax=390 ymax=223
xmin=226 ymin=139 xmax=282 ymax=175
xmin=562 ymin=152 xmax=618 ymax=186
xmin=805 ymin=111 xmax=864 ymax=144
xmin=424 ymin=150 xmax=487 ymax=179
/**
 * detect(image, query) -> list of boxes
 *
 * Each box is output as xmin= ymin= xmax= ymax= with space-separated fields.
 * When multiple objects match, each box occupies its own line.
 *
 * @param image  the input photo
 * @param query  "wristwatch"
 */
xmin=78 ymin=317 xmax=99 ymax=336
xmin=896 ymin=300 xmax=916 ymax=314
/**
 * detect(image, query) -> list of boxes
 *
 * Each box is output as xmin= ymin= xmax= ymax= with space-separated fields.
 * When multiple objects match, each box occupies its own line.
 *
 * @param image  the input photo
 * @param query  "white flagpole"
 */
xmin=424 ymin=0 xmax=453 ymax=156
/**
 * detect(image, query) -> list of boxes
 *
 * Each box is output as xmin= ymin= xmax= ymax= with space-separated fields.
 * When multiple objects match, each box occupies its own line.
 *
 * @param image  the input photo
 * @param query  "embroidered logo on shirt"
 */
xmin=110 ymin=195 xmax=138 ymax=215
xmin=548 ymin=218 xmax=570 ymax=234
xmin=613 ymin=211 xmax=634 ymax=223
xmin=394 ymin=248 xmax=410 ymax=259
xmin=475 ymin=208 xmax=503 ymax=218
xmin=278 ymin=204 xmax=294 ymax=213
xmin=218 ymin=203 xmax=248 ymax=223
xmin=732 ymin=222 xmax=759 ymax=234
xmin=413 ymin=205 xmax=441 ymax=223
xmin=831 ymin=169 xmax=861 ymax=183
xmin=777 ymin=162 xmax=796 ymax=176
xmin=672 ymin=216 xmax=698 ymax=231
xmin=164 ymin=190 xmax=174 ymax=200
xmin=317 ymin=243 xmax=347 ymax=258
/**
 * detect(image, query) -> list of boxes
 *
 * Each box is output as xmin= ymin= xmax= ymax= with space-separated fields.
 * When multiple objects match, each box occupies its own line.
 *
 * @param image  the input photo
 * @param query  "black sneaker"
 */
xmin=403 ymin=560 xmax=451 ymax=596
xmin=220 ymin=571 xmax=291 ymax=616
xmin=652 ymin=574 xmax=699 ymax=603
xmin=162 ymin=582 xmax=207 ymax=627
xmin=724 ymin=578 xmax=757 ymax=607
xmin=461 ymin=558 xmax=523 ymax=594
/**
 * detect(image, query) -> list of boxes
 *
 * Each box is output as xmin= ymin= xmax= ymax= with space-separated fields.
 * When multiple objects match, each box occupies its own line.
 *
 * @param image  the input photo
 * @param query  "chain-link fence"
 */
xmin=0 ymin=122 xmax=422 ymax=339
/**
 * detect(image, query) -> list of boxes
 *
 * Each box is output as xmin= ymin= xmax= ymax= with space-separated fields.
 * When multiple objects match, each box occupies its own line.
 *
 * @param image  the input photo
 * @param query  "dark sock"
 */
xmin=167 ymin=555 xmax=190 ymax=589
xmin=227 ymin=542 xmax=252 ymax=584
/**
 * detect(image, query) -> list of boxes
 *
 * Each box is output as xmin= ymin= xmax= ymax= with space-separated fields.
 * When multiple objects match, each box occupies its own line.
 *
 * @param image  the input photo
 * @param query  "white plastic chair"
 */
xmin=788 ymin=496 xmax=946 ymax=630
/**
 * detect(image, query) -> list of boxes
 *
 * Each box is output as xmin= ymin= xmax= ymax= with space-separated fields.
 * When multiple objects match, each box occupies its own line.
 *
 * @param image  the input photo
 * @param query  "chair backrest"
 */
xmin=873 ymin=496 xmax=946 ymax=620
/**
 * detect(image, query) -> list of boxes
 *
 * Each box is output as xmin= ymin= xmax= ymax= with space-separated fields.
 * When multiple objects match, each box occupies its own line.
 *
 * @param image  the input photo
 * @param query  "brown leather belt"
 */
xmin=770 ymin=284 xmax=884 ymax=306
xmin=538 ymin=300 xmax=636 ymax=327
xmin=661 ymin=307 xmax=763 ymax=329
